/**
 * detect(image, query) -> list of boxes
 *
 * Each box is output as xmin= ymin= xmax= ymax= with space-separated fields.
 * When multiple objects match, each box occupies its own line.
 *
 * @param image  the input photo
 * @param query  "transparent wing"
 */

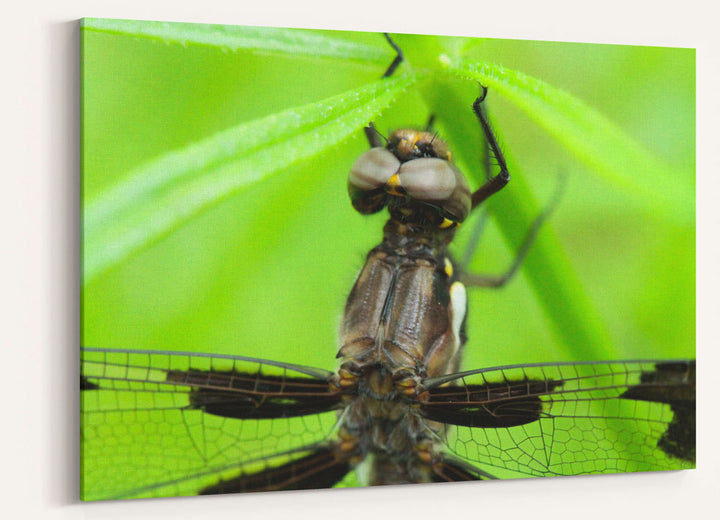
xmin=82 ymin=348 xmax=695 ymax=499
xmin=421 ymin=360 xmax=695 ymax=478
xmin=80 ymin=347 xmax=346 ymax=500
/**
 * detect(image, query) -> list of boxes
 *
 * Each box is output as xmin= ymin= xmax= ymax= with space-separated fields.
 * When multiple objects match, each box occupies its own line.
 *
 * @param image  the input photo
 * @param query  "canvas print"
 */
xmin=80 ymin=18 xmax=696 ymax=500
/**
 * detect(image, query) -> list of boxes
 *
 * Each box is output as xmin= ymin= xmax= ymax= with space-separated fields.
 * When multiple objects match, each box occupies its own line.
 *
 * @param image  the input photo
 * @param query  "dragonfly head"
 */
xmin=348 ymin=130 xmax=472 ymax=230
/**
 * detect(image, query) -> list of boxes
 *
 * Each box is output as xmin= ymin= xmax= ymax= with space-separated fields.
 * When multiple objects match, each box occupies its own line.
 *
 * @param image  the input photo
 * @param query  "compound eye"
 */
xmin=349 ymin=148 xmax=401 ymax=191
xmin=348 ymin=148 xmax=401 ymax=214
xmin=397 ymin=158 xmax=471 ymax=222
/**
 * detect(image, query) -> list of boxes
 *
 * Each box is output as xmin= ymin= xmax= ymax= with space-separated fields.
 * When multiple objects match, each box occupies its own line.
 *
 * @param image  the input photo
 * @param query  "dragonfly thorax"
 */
xmin=338 ymin=246 xmax=467 ymax=380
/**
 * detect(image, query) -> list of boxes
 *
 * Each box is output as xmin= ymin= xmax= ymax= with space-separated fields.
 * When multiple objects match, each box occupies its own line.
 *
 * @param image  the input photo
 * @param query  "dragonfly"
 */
xmin=80 ymin=34 xmax=696 ymax=500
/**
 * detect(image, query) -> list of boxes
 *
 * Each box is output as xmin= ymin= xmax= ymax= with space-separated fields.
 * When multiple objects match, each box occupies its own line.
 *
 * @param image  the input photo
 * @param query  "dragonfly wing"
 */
xmin=81 ymin=347 xmax=345 ymax=500
xmin=431 ymin=454 xmax=498 ymax=482
xmin=421 ymin=360 xmax=695 ymax=478
xmin=619 ymin=361 xmax=695 ymax=463
xmin=199 ymin=445 xmax=352 ymax=494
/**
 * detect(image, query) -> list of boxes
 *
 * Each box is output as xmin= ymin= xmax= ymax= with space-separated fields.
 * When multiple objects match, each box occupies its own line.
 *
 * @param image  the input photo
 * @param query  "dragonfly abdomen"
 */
xmin=338 ymin=377 xmax=442 ymax=486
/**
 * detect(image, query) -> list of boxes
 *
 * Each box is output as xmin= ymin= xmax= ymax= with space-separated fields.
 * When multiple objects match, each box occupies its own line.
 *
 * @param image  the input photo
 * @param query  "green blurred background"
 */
xmin=81 ymin=22 xmax=695 ymax=377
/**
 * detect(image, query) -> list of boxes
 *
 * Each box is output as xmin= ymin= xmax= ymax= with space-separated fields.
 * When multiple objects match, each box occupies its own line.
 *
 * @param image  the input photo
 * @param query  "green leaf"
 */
xmin=81 ymin=18 xmax=390 ymax=65
xmin=440 ymin=56 xmax=694 ymax=226
xmin=83 ymin=75 xmax=417 ymax=283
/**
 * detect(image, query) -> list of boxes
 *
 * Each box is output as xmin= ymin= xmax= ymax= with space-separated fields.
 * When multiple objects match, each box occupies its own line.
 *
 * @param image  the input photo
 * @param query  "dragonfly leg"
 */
xmin=461 ymin=87 xmax=565 ymax=287
xmin=470 ymin=86 xmax=510 ymax=209
xmin=364 ymin=122 xmax=386 ymax=148
xmin=381 ymin=32 xmax=404 ymax=78
xmin=460 ymin=175 xmax=565 ymax=288
xmin=364 ymin=34 xmax=404 ymax=148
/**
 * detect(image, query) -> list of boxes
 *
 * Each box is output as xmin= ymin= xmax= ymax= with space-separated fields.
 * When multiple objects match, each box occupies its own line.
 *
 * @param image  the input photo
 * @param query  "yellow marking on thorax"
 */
xmin=444 ymin=257 xmax=454 ymax=278
xmin=438 ymin=217 xmax=458 ymax=229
